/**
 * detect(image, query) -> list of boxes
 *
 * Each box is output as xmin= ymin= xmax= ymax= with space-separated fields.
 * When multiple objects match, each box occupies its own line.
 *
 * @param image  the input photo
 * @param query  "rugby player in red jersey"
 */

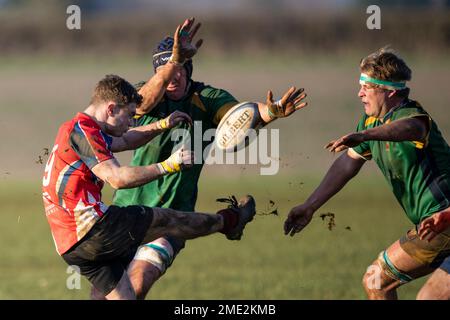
xmin=42 ymin=19 xmax=256 ymax=300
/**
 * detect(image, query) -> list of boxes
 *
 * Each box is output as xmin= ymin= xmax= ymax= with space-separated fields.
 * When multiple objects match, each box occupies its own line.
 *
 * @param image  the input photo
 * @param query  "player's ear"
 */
xmin=388 ymin=90 xmax=397 ymax=99
xmin=106 ymin=102 xmax=117 ymax=116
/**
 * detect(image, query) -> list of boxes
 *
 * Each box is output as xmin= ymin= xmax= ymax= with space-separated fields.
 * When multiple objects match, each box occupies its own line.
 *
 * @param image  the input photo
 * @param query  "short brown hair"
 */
xmin=90 ymin=74 xmax=143 ymax=106
xmin=360 ymin=47 xmax=412 ymax=98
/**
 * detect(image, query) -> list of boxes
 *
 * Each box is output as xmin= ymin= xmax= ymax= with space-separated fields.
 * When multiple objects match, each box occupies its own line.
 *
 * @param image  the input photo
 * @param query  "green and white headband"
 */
xmin=359 ymin=73 xmax=407 ymax=91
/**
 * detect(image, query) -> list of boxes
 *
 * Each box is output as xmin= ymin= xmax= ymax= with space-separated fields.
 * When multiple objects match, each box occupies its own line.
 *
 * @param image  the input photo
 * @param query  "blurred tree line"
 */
xmin=0 ymin=0 xmax=449 ymax=56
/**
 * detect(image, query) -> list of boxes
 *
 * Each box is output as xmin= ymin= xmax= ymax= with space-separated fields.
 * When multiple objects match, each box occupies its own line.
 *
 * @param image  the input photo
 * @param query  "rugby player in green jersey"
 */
xmin=108 ymin=21 xmax=308 ymax=299
xmin=284 ymin=48 xmax=450 ymax=299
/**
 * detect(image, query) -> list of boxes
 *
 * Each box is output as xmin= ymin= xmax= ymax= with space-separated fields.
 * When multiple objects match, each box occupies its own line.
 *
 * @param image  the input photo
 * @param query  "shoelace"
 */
xmin=216 ymin=195 xmax=238 ymax=208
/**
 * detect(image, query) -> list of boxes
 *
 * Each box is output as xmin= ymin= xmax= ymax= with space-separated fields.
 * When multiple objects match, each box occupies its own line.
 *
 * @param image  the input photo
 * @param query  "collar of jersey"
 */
xmin=381 ymin=99 xmax=411 ymax=123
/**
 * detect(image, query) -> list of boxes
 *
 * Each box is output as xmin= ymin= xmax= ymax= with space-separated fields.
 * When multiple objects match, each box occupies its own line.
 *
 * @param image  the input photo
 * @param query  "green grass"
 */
xmin=1 ymin=54 xmax=446 ymax=299
xmin=0 ymin=176 xmax=428 ymax=299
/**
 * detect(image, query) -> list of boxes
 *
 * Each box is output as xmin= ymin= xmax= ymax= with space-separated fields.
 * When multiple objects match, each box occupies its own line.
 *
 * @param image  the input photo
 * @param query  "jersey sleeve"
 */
xmin=351 ymin=115 xmax=373 ymax=160
xmin=393 ymin=102 xmax=432 ymax=146
xmin=394 ymin=102 xmax=430 ymax=121
xmin=396 ymin=103 xmax=431 ymax=128
xmin=199 ymin=86 xmax=238 ymax=126
xmin=69 ymin=120 xmax=115 ymax=169
xmin=395 ymin=107 xmax=431 ymax=132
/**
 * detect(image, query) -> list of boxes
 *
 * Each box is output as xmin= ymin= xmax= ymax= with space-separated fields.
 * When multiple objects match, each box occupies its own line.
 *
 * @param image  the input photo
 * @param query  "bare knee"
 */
xmin=362 ymin=262 xmax=387 ymax=293
xmin=128 ymin=260 xmax=162 ymax=300
xmin=362 ymin=259 xmax=401 ymax=299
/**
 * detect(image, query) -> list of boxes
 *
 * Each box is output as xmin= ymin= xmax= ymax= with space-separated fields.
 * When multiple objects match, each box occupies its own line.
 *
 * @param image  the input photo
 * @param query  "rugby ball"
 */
xmin=215 ymin=102 xmax=262 ymax=152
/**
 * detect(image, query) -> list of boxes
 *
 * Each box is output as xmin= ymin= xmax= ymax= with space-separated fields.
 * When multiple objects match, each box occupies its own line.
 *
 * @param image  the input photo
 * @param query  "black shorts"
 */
xmin=440 ymin=256 xmax=450 ymax=274
xmin=62 ymin=205 xmax=153 ymax=296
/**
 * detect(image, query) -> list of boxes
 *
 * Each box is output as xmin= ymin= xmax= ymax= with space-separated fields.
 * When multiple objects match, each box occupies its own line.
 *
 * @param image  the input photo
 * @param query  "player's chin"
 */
xmin=363 ymin=104 xmax=373 ymax=116
xmin=166 ymin=87 xmax=185 ymax=99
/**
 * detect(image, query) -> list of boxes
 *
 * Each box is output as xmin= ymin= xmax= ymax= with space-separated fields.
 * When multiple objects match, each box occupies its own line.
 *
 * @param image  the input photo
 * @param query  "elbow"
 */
xmin=409 ymin=124 xmax=427 ymax=142
xmin=106 ymin=176 xmax=128 ymax=190
xmin=408 ymin=118 xmax=429 ymax=142
xmin=417 ymin=126 xmax=428 ymax=142
xmin=341 ymin=154 xmax=364 ymax=179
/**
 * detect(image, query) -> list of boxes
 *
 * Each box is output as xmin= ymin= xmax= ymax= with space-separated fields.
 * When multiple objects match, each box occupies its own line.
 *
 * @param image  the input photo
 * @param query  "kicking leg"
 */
xmin=143 ymin=207 xmax=223 ymax=242
xmin=142 ymin=195 xmax=255 ymax=243
xmin=130 ymin=196 xmax=256 ymax=299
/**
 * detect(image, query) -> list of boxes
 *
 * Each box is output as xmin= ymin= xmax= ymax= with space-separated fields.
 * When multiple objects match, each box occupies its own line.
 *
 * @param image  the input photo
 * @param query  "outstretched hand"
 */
xmin=172 ymin=17 xmax=203 ymax=65
xmin=325 ymin=132 xmax=366 ymax=153
xmin=266 ymin=86 xmax=307 ymax=120
xmin=284 ymin=204 xmax=315 ymax=237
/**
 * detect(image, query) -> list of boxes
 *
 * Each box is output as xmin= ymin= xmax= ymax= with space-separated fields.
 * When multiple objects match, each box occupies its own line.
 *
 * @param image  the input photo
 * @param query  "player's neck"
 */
xmin=83 ymin=104 xmax=106 ymax=126
xmin=379 ymin=97 xmax=406 ymax=118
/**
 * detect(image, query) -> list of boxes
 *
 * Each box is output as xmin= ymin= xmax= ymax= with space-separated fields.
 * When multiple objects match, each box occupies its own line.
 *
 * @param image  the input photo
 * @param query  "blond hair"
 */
xmin=360 ymin=47 xmax=412 ymax=97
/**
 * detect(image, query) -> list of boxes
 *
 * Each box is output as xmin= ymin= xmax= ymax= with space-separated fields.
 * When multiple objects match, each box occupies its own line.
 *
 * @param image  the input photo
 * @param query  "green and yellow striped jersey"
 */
xmin=113 ymin=81 xmax=237 ymax=211
xmin=352 ymin=100 xmax=450 ymax=225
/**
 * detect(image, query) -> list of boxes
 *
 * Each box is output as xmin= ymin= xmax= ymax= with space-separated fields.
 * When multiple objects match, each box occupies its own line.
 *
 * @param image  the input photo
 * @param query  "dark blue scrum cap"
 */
xmin=152 ymin=36 xmax=193 ymax=79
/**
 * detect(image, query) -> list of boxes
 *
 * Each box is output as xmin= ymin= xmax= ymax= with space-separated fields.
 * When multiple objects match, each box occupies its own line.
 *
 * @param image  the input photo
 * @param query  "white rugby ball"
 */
xmin=215 ymin=101 xmax=262 ymax=152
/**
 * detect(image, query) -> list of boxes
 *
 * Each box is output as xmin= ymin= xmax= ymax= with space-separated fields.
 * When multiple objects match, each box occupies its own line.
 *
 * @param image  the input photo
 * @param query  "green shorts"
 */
xmin=400 ymin=226 xmax=450 ymax=268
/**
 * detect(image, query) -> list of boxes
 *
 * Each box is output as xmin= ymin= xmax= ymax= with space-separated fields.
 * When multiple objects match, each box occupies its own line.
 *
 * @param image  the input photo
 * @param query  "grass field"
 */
xmin=0 ymin=175 xmax=429 ymax=299
xmin=0 ymin=54 xmax=448 ymax=299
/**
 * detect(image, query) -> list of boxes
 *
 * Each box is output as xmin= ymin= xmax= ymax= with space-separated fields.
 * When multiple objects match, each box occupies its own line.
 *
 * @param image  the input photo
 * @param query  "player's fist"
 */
xmin=157 ymin=111 xmax=193 ymax=130
xmin=158 ymin=147 xmax=194 ymax=174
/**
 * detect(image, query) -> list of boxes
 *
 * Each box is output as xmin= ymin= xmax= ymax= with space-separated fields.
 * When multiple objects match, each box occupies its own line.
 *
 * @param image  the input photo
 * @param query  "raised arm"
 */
xmin=137 ymin=17 xmax=203 ymax=115
xmin=284 ymin=151 xmax=365 ymax=236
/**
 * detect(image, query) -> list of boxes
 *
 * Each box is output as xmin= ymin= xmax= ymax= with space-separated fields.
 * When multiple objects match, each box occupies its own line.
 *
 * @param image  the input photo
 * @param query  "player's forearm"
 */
xmin=137 ymin=63 xmax=182 ymax=115
xmin=305 ymin=153 xmax=363 ymax=212
xmin=362 ymin=118 xmax=427 ymax=143
xmin=107 ymin=164 xmax=165 ymax=189
xmin=119 ymin=122 xmax=163 ymax=151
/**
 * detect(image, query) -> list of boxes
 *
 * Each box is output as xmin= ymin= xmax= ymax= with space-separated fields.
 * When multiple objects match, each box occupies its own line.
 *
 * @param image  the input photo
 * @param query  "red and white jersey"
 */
xmin=42 ymin=113 xmax=114 ymax=255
